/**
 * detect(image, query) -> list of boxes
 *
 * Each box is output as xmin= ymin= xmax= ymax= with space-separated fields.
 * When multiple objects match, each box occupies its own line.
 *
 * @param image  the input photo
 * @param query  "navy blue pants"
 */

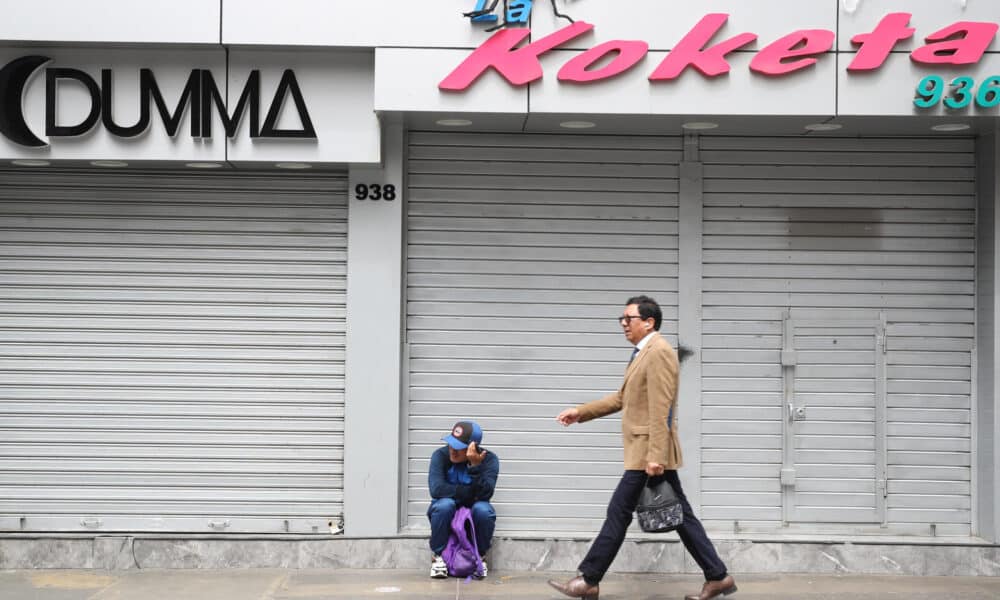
xmin=427 ymin=498 xmax=496 ymax=555
xmin=579 ymin=470 xmax=728 ymax=585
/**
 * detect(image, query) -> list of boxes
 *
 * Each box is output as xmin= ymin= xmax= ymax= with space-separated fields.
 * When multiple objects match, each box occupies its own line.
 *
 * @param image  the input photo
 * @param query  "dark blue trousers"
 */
xmin=578 ymin=470 xmax=728 ymax=585
xmin=427 ymin=498 xmax=496 ymax=556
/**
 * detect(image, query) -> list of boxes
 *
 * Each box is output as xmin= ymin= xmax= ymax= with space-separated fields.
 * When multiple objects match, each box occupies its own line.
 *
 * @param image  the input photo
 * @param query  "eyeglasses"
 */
xmin=618 ymin=315 xmax=645 ymax=324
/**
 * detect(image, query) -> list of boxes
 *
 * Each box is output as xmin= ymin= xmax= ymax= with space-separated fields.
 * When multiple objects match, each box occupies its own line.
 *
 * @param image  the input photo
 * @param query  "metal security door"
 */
xmin=700 ymin=135 xmax=974 ymax=535
xmin=405 ymin=131 xmax=682 ymax=534
xmin=0 ymin=168 xmax=347 ymax=534
xmin=781 ymin=314 xmax=887 ymax=525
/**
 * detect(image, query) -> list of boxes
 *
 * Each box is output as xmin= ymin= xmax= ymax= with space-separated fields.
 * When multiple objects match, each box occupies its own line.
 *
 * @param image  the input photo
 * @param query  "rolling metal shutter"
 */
xmin=405 ymin=131 xmax=681 ymax=534
xmin=0 ymin=169 xmax=347 ymax=534
xmin=699 ymin=137 xmax=975 ymax=535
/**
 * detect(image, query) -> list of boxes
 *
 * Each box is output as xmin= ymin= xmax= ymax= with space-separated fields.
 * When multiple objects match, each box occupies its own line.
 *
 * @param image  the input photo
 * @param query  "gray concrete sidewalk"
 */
xmin=1 ymin=569 xmax=999 ymax=600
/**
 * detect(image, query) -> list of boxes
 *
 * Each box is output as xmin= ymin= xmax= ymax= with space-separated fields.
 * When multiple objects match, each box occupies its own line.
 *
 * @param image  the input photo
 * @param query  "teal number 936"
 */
xmin=915 ymin=75 xmax=1000 ymax=109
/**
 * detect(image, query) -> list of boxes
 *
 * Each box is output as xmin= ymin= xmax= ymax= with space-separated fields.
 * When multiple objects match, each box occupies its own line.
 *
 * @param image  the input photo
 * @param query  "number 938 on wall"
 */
xmin=914 ymin=75 xmax=1000 ymax=110
xmin=354 ymin=183 xmax=396 ymax=201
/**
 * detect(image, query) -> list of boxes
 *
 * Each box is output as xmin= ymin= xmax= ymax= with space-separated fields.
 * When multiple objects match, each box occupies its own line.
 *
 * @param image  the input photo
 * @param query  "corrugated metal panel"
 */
xmin=0 ymin=169 xmax=347 ymax=533
xmin=783 ymin=316 xmax=886 ymax=525
xmin=405 ymin=131 xmax=682 ymax=534
xmin=700 ymin=137 xmax=975 ymax=535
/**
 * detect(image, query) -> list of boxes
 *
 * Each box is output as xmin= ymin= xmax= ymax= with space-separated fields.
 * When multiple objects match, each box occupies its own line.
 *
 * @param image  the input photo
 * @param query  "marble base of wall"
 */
xmin=0 ymin=536 xmax=998 ymax=576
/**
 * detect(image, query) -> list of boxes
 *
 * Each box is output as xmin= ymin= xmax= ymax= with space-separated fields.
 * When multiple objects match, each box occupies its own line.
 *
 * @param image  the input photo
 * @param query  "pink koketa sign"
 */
xmin=439 ymin=13 xmax=999 ymax=91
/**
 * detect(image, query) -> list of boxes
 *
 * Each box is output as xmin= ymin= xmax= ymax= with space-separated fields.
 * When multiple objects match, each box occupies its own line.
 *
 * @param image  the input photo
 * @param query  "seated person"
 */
xmin=427 ymin=420 xmax=500 ymax=579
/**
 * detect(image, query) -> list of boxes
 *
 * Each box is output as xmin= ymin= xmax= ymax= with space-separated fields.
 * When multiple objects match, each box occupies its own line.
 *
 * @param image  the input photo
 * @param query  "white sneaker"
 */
xmin=430 ymin=555 xmax=448 ymax=579
xmin=477 ymin=558 xmax=488 ymax=579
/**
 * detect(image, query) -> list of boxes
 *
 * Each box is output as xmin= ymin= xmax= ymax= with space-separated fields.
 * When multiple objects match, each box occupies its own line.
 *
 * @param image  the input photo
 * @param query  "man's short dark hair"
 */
xmin=626 ymin=295 xmax=662 ymax=331
xmin=625 ymin=295 xmax=693 ymax=362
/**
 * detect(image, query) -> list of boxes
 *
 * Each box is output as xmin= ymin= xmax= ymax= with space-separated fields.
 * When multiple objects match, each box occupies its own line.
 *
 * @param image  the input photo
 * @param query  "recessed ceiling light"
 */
xmin=560 ymin=120 xmax=596 ymax=129
xmin=436 ymin=118 xmax=473 ymax=127
xmin=11 ymin=159 xmax=50 ymax=167
xmin=681 ymin=121 xmax=719 ymax=130
xmin=275 ymin=162 xmax=311 ymax=170
xmin=930 ymin=123 xmax=970 ymax=132
xmin=804 ymin=123 xmax=843 ymax=131
xmin=185 ymin=162 xmax=223 ymax=169
xmin=90 ymin=160 xmax=128 ymax=168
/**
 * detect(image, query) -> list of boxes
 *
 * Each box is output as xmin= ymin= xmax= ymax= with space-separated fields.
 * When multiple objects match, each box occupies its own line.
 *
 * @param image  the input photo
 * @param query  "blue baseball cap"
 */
xmin=442 ymin=421 xmax=483 ymax=450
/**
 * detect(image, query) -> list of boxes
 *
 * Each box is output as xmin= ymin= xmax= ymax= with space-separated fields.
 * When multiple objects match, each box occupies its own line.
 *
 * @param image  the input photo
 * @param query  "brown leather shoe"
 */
xmin=684 ymin=575 xmax=737 ymax=600
xmin=547 ymin=575 xmax=600 ymax=600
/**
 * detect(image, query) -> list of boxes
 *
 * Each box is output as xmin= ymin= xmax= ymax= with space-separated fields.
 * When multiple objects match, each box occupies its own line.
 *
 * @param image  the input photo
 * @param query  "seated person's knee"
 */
xmin=471 ymin=501 xmax=495 ymax=521
xmin=431 ymin=497 xmax=458 ymax=515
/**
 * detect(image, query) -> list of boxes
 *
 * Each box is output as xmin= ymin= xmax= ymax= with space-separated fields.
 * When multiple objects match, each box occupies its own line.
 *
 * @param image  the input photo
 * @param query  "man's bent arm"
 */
xmin=468 ymin=453 xmax=500 ymax=502
xmin=576 ymin=391 xmax=623 ymax=423
xmin=428 ymin=448 xmax=466 ymax=499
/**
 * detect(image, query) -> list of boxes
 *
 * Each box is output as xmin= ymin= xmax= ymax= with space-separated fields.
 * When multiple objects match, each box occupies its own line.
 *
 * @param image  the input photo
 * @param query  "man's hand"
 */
xmin=556 ymin=408 xmax=580 ymax=426
xmin=467 ymin=441 xmax=486 ymax=467
xmin=645 ymin=462 xmax=664 ymax=477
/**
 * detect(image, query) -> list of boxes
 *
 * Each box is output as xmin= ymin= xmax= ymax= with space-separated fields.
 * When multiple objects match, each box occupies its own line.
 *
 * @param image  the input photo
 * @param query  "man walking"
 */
xmin=548 ymin=296 xmax=736 ymax=600
xmin=427 ymin=420 xmax=499 ymax=579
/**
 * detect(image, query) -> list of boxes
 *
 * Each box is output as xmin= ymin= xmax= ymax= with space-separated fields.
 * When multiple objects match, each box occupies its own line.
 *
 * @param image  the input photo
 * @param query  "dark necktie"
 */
xmin=629 ymin=347 xmax=639 ymax=364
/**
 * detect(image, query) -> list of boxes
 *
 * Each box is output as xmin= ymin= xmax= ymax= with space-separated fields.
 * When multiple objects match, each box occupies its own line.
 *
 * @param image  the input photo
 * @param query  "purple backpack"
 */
xmin=441 ymin=506 xmax=483 ymax=578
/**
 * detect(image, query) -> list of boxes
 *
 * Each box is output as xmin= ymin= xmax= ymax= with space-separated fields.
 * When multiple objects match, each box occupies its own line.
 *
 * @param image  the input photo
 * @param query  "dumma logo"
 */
xmin=0 ymin=55 xmax=316 ymax=148
xmin=465 ymin=0 xmax=574 ymax=32
xmin=0 ymin=55 xmax=49 ymax=147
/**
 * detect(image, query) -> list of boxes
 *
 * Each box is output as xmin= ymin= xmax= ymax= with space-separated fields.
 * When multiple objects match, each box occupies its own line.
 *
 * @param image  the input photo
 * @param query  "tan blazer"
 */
xmin=575 ymin=332 xmax=683 ymax=470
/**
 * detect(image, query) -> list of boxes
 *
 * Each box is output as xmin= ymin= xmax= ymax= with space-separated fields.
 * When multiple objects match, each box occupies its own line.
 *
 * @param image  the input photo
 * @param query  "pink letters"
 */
xmin=558 ymin=40 xmax=649 ymax=83
xmin=439 ymin=13 xmax=1000 ymax=91
xmin=649 ymin=14 xmax=757 ymax=80
xmin=439 ymin=21 xmax=594 ymax=91
xmin=848 ymin=13 xmax=915 ymax=71
xmin=911 ymin=21 xmax=999 ymax=65
xmin=750 ymin=30 xmax=835 ymax=75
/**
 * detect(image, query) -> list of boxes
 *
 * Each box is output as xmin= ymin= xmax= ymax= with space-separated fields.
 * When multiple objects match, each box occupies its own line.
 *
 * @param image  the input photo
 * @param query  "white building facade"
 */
xmin=1 ymin=0 xmax=998 ymax=571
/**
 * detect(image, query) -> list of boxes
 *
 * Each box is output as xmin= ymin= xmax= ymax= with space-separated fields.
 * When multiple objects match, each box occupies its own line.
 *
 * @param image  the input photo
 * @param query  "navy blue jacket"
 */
xmin=428 ymin=445 xmax=500 ymax=507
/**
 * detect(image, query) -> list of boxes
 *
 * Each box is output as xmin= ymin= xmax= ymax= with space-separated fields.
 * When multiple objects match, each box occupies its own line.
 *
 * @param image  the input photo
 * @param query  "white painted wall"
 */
xmin=529 ymin=0 xmax=838 ymax=51
xmin=222 ymin=0 xmax=487 ymax=48
xmin=0 ymin=0 xmax=221 ymax=44
xmin=221 ymin=0 xmax=1000 ymax=54
xmin=839 ymin=54 xmax=1000 ymax=117
xmin=227 ymin=50 xmax=380 ymax=165
xmin=8 ymin=0 xmax=996 ymax=55
xmin=344 ymin=122 xmax=405 ymax=536
xmin=371 ymin=1 xmax=999 ymax=118
xmin=4 ymin=1 xmax=1000 ymax=160
xmin=374 ymin=48 xmax=527 ymax=114
xmin=839 ymin=0 xmax=1000 ymax=52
